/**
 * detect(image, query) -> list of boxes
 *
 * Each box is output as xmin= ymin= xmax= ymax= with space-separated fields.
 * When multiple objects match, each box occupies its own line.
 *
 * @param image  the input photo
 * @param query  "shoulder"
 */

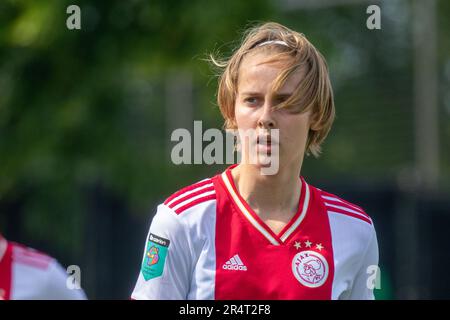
xmin=162 ymin=177 xmax=217 ymax=217
xmin=149 ymin=177 xmax=217 ymax=238
xmin=145 ymin=177 xmax=218 ymax=266
xmin=316 ymin=188 xmax=373 ymax=227
xmin=313 ymin=187 xmax=378 ymax=262
xmin=10 ymin=243 xmax=56 ymax=298
xmin=310 ymin=186 xmax=376 ymax=246
xmin=11 ymin=243 xmax=87 ymax=299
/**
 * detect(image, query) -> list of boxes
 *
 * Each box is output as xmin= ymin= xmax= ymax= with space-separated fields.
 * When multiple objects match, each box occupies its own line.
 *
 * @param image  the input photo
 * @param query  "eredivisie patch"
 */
xmin=141 ymin=233 xmax=170 ymax=281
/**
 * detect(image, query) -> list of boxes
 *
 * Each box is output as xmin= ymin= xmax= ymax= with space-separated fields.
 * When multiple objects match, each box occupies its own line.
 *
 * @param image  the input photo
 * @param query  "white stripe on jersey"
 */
xmin=324 ymin=203 xmax=369 ymax=218
xmin=280 ymin=179 xmax=310 ymax=242
xmin=166 ymin=182 xmax=214 ymax=207
xmin=327 ymin=210 xmax=372 ymax=224
xmin=171 ymin=190 xmax=216 ymax=212
xmin=321 ymin=195 xmax=365 ymax=214
xmin=233 ymin=255 xmax=243 ymax=265
xmin=323 ymin=203 xmax=371 ymax=223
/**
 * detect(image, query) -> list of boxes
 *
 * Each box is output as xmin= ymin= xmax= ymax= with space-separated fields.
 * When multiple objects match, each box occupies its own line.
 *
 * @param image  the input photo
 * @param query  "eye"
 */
xmin=275 ymin=95 xmax=290 ymax=105
xmin=244 ymin=97 xmax=259 ymax=106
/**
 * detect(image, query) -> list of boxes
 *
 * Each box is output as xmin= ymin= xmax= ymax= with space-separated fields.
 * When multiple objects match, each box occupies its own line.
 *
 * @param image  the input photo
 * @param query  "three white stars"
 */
xmin=294 ymin=240 xmax=324 ymax=251
xmin=293 ymin=240 xmax=323 ymax=251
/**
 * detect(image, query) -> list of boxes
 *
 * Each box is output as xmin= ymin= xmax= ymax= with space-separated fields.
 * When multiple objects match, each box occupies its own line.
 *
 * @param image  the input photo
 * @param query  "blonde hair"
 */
xmin=211 ymin=22 xmax=335 ymax=157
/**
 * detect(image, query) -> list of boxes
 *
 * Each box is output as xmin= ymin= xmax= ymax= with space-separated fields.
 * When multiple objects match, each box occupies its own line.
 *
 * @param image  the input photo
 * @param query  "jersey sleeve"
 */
xmin=347 ymin=227 xmax=379 ymax=300
xmin=131 ymin=204 xmax=193 ymax=300
xmin=42 ymin=259 xmax=87 ymax=300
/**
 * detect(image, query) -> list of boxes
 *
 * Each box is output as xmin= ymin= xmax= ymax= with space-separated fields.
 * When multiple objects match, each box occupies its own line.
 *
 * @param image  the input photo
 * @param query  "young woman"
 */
xmin=132 ymin=22 xmax=379 ymax=300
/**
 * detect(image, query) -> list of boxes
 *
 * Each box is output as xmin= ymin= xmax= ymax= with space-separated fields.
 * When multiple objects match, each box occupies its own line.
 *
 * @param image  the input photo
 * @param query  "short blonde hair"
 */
xmin=211 ymin=22 xmax=335 ymax=157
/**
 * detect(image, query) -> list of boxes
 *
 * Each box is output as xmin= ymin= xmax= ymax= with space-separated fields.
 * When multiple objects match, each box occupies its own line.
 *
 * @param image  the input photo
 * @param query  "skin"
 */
xmin=231 ymin=51 xmax=317 ymax=234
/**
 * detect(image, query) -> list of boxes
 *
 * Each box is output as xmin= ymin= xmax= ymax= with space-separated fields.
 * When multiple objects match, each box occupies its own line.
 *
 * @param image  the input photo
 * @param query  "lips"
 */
xmin=256 ymin=135 xmax=276 ymax=145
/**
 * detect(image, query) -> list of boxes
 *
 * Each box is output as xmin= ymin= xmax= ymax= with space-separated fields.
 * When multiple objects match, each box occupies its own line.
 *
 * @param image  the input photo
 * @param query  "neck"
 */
xmin=232 ymin=162 xmax=302 ymax=220
xmin=0 ymin=236 xmax=7 ymax=262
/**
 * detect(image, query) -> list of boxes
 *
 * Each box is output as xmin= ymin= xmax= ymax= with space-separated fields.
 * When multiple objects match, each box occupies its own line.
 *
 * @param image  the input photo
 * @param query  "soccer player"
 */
xmin=131 ymin=22 xmax=379 ymax=300
xmin=0 ymin=234 xmax=87 ymax=300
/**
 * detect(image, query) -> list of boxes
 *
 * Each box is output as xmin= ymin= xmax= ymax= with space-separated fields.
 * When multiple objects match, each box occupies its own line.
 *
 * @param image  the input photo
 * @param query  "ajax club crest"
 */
xmin=292 ymin=250 xmax=329 ymax=288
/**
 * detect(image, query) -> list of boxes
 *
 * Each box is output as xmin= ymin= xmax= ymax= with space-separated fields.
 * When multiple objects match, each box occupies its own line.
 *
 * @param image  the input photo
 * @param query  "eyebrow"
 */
xmin=240 ymin=92 xmax=292 ymax=98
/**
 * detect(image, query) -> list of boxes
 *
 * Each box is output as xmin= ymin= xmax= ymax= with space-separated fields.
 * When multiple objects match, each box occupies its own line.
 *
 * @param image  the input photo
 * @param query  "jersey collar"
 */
xmin=220 ymin=165 xmax=310 ymax=246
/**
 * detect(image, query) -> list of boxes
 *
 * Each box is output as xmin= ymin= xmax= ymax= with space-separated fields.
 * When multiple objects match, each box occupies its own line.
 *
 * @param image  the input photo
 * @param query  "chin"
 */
xmin=254 ymin=154 xmax=280 ymax=176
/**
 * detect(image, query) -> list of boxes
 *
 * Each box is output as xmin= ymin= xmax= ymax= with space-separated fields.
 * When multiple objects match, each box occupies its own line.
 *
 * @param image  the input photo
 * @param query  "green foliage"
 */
xmin=0 ymin=0 xmax=275 ymax=253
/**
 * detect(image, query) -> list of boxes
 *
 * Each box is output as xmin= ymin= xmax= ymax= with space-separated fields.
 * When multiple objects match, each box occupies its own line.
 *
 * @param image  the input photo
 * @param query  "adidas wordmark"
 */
xmin=222 ymin=254 xmax=247 ymax=271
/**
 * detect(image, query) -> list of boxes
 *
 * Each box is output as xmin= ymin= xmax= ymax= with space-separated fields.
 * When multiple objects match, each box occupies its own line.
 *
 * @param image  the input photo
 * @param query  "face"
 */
xmin=234 ymin=51 xmax=312 ymax=174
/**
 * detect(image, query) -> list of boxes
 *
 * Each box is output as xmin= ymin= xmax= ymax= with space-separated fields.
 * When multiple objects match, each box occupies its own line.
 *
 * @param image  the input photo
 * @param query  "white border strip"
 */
xmin=234 ymin=254 xmax=244 ymax=265
xmin=324 ymin=202 xmax=371 ymax=221
xmin=280 ymin=179 xmax=310 ymax=242
xmin=221 ymin=172 xmax=280 ymax=246
xmin=321 ymin=195 xmax=364 ymax=213
xmin=171 ymin=190 xmax=216 ymax=211
xmin=166 ymin=182 xmax=213 ymax=207
xmin=327 ymin=209 xmax=372 ymax=224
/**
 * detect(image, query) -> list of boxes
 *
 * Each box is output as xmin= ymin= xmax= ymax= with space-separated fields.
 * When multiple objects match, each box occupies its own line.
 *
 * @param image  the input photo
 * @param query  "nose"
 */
xmin=257 ymin=103 xmax=276 ymax=129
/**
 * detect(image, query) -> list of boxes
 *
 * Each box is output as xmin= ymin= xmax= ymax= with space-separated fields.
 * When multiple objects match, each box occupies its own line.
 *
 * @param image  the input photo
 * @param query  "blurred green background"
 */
xmin=0 ymin=0 xmax=449 ymax=299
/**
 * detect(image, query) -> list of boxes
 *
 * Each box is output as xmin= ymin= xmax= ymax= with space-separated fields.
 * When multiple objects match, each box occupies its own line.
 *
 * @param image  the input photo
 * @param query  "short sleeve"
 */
xmin=347 ymin=227 xmax=379 ymax=300
xmin=131 ymin=204 xmax=192 ymax=300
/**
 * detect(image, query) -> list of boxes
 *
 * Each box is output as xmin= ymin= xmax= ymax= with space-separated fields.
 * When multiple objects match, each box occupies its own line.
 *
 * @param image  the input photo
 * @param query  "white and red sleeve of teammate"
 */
xmin=0 ymin=236 xmax=87 ymax=300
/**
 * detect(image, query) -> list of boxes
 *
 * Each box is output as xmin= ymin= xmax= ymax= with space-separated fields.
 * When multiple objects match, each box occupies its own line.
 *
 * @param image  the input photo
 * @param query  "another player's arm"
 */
xmin=131 ymin=204 xmax=193 ymax=300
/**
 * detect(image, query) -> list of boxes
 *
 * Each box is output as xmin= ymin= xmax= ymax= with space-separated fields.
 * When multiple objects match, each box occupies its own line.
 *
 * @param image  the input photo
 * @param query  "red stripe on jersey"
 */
xmin=0 ymin=242 xmax=13 ymax=300
xmin=166 ymin=186 xmax=215 ymax=210
xmin=13 ymin=256 xmax=52 ymax=270
xmin=327 ymin=209 xmax=372 ymax=225
xmin=323 ymin=202 xmax=372 ymax=223
xmin=164 ymin=179 xmax=213 ymax=205
xmin=173 ymin=194 xmax=216 ymax=215
xmin=321 ymin=192 xmax=370 ymax=219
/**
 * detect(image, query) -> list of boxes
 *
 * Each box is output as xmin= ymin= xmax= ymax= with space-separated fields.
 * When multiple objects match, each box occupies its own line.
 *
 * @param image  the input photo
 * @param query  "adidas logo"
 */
xmin=222 ymin=254 xmax=247 ymax=271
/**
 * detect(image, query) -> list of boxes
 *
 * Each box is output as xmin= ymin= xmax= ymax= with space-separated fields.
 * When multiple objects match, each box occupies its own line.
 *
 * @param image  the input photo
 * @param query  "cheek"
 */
xmin=281 ymin=116 xmax=311 ymax=146
xmin=234 ymin=104 xmax=255 ymax=129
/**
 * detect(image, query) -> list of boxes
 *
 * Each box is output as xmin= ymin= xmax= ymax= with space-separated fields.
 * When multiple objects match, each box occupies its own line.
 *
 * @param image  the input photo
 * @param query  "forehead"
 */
xmin=238 ymin=51 xmax=303 ymax=94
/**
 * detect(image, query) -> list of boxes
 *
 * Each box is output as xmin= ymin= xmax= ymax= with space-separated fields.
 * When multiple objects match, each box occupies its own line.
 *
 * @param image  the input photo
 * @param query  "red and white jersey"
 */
xmin=0 ymin=240 xmax=87 ymax=300
xmin=132 ymin=165 xmax=379 ymax=300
